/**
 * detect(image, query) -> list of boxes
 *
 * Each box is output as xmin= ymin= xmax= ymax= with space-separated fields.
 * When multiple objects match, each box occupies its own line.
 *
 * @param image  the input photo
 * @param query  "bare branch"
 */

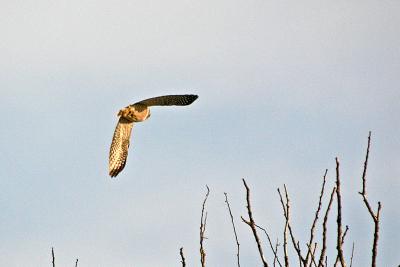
xmin=278 ymin=186 xmax=305 ymax=266
xmin=335 ymin=158 xmax=347 ymax=267
xmin=305 ymin=170 xmax=328 ymax=265
xmin=318 ymin=186 xmax=336 ymax=267
xmin=372 ymin=202 xmax=381 ymax=266
xmin=306 ymin=243 xmax=318 ymax=267
xmin=241 ymin=178 xmax=269 ymax=267
xmin=297 ymin=241 xmax=302 ymax=267
xmin=256 ymin=224 xmax=283 ymax=267
xmin=224 ymin=192 xmax=241 ymax=267
xmin=342 ymin=225 xmax=349 ymax=243
xmin=361 ymin=132 xmax=371 ymax=195
xmin=278 ymin=188 xmax=289 ymax=267
xmin=180 ymin=247 xmax=186 ymax=267
xmin=334 ymin=225 xmax=349 ymax=266
xmin=358 ymin=132 xmax=382 ymax=267
xmin=273 ymin=239 xmax=280 ymax=267
xmin=311 ymin=243 xmax=318 ymax=267
xmin=75 ymin=259 xmax=78 ymax=267
xmin=200 ymin=185 xmax=210 ymax=267
xmin=51 ymin=247 xmax=55 ymax=267
xmin=349 ymin=242 xmax=355 ymax=267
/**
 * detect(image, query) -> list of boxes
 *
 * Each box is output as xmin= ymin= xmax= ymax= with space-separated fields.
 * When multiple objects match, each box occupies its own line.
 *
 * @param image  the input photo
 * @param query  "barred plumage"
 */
xmin=108 ymin=94 xmax=198 ymax=177
xmin=109 ymin=117 xmax=134 ymax=177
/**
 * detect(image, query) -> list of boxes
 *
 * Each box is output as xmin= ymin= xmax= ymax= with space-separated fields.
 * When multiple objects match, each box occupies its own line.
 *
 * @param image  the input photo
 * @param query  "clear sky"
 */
xmin=1 ymin=0 xmax=399 ymax=266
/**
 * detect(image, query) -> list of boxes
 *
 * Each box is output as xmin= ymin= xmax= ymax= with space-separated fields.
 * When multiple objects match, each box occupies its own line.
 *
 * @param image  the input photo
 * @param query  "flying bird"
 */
xmin=108 ymin=94 xmax=198 ymax=177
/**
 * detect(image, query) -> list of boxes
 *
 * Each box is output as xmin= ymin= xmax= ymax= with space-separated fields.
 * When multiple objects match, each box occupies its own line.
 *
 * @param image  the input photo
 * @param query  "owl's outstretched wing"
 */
xmin=135 ymin=94 xmax=198 ymax=107
xmin=109 ymin=117 xmax=134 ymax=177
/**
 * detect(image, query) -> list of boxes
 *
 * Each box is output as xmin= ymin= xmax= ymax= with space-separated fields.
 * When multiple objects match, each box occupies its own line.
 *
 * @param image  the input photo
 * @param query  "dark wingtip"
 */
xmin=187 ymin=94 xmax=199 ymax=104
xmin=109 ymin=169 xmax=119 ymax=178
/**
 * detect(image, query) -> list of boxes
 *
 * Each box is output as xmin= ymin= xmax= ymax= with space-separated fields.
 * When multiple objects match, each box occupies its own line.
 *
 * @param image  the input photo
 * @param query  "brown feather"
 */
xmin=109 ymin=117 xmax=134 ymax=177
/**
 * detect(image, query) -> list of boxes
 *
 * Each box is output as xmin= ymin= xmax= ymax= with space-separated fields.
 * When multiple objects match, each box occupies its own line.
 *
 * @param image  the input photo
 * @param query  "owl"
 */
xmin=108 ymin=94 xmax=198 ymax=177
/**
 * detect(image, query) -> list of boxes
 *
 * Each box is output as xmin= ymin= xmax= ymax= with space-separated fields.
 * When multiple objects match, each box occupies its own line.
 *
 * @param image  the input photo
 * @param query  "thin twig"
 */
xmin=342 ymin=226 xmax=349 ymax=243
xmin=297 ymin=241 xmax=302 ymax=267
xmin=318 ymin=187 xmax=336 ymax=267
xmin=306 ymin=243 xmax=318 ymax=267
xmin=241 ymin=179 xmax=269 ymax=267
xmin=51 ymin=247 xmax=55 ymax=267
xmin=256 ymin=224 xmax=283 ymax=267
xmin=305 ymin=170 xmax=328 ymax=266
xmin=285 ymin=186 xmax=305 ymax=266
xmin=75 ymin=259 xmax=78 ymax=267
xmin=358 ymin=132 xmax=381 ymax=267
xmin=180 ymin=247 xmax=186 ymax=267
xmin=334 ymin=225 xmax=349 ymax=266
xmin=200 ymin=185 xmax=210 ymax=267
xmin=335 ymin=158 xmax=347 ymax=267
xmin=224 ymin=192 xmax=241 ymax=267
xmin=273 ymin=239 xmax=280 ymax=267
xmin=361 ymin=132 xmax=371 ymax=196
xmin=349 ymin=242 xmax=355 ymax=267
xmin=278 ymin=186 xmax=305 ymax=266
xmin=278 ymin=188 xmax=289 ymax=267
xmin=311 ymin=243 xmax=318 ymax=267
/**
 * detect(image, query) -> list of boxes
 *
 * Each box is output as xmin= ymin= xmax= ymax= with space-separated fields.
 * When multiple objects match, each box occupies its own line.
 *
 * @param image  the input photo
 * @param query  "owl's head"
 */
xmin=117 ymin=107 xmax=129 ymax=117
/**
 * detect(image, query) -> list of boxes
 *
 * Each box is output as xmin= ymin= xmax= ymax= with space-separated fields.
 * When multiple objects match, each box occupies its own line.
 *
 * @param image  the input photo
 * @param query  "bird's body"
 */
xmin=118 ymin=104 xmax=151 ymax=122
xmin=108 ymin=94 xmax=198 ymax=177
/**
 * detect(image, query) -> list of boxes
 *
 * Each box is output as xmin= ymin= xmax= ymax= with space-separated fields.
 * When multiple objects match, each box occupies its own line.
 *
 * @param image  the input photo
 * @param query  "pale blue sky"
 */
xmin=1 ymin=0 xmax=399 ymax=266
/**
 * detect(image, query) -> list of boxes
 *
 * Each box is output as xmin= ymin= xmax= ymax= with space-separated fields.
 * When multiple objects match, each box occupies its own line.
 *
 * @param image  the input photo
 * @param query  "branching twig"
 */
xmin=311 ymin=243 xmax=318 ymax=267
xmin=335 ymin=158 xmax=347 ymax=267
xmin=318 ymin=187 xmax=336 ymax=267
xmin=334 ymin=225 xmax=349 ymax=266
xmin=358 ymin=132 xmax=381 ymax=267
xmin=200 ymin=185 xmax=210 ymax=267
xmin=305 ymin=170 xmax=328 ymax=265
xmin=278 ymin=188 xmax=289 ymax=267
xmin=256 ymin=224 xmax=283 ymax=267
xmin=180 ymin=247 xmax=186 ymax=267
xmin=278 ymin=186 xmax=305 ymax=266
xmin=241 ymin=179 xmax=269 ymax=267
xmin=224 ymin=192 xmax=241 ymax=267
xmin=297 ymin=241 xmax=302 ymax=267
xmin=306 ymin=243 xmax=318 ymax=267
xmin=273 ymin=239 xmax=280 ymax=267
